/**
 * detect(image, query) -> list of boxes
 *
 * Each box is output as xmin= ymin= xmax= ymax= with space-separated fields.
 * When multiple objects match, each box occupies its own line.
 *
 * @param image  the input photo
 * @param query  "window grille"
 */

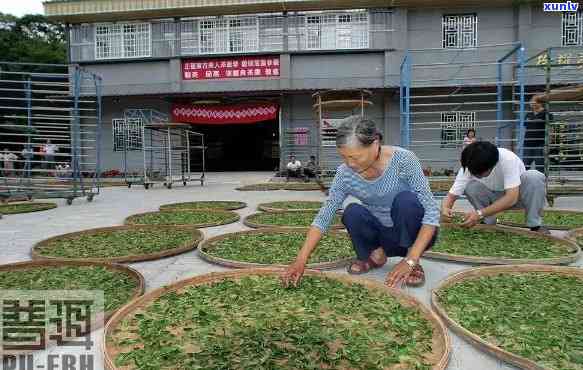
xmin=442 ymin=14 xmax=477 ymax=49
xmin=440 ymin=112 xmax=476 ymax=147
xmin=96 ymin=23 xmax=150 ymax=60
xmin=562 ymin=11 xmax=583 ymax=46
xmin=113 ymin=118 xmax=143 ymax=152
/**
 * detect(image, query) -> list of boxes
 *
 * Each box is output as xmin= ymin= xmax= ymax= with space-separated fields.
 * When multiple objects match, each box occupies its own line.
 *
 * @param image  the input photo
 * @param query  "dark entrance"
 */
xmin=192 ymin=119 xmax=279 ymax=171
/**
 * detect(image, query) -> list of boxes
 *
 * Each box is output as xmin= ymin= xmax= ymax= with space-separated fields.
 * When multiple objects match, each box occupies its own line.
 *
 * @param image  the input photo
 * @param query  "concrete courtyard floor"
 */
xmin=2 ymin=171 xmax=582 ymax=370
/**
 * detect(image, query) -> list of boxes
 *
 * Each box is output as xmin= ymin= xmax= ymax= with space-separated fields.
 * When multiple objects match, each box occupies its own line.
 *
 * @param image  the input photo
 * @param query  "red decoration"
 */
xmin=172 ymin=103 xmax=279 ymax=125
xmin=182 ymin=56 xmax=280 ymax=80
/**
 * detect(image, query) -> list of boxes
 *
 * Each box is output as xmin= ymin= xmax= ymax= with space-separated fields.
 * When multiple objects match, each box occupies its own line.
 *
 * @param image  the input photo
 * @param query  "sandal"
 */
xmin=347 ymin=255 xmax=386 ymax=275
xmin=368 ymin=249 xmax=387 ymax=268
xmin=347 ymin=260 xmax=372 ymax=275
xmin=406 ymin=264 xmax=426 ymax=287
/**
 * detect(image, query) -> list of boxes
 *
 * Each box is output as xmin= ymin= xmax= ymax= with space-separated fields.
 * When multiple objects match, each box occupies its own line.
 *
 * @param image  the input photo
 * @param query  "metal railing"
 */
xmin=400 ymin=43 xmax=526 ymax=177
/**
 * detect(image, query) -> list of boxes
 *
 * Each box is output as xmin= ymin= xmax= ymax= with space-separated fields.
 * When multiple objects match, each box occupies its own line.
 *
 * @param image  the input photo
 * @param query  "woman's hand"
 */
xmin=385 ymin=259 xmax=414 ymax=288
xmin=281 ymin=260 xmax=306 ymax=288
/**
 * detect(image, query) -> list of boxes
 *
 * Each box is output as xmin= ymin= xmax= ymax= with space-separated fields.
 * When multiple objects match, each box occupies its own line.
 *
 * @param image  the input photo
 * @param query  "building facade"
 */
xmin=44 ymin=0 xmax=583 ymax=173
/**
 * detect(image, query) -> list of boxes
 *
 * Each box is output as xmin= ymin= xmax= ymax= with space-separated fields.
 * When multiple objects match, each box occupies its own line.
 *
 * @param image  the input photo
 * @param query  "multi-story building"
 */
xmin=43 ymin=0 xmax=583 ymax=173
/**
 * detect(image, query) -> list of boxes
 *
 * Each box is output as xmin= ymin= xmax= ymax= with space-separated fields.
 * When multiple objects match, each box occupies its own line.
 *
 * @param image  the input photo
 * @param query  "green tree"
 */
xmin=0 ymin=12 xmax=66 ymax=64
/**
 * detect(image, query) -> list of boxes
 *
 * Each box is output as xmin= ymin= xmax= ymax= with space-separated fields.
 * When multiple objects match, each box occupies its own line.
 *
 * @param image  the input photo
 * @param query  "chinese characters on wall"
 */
xmin=182 ymin=56 xmax=280 ymax=80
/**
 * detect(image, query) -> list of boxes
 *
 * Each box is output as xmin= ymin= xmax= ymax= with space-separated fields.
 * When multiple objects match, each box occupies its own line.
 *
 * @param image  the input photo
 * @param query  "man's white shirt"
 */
xmin=449 ymin=148 xmax=526 ymax=196
xmin=287 ymin=160 xmax=302 ymax=171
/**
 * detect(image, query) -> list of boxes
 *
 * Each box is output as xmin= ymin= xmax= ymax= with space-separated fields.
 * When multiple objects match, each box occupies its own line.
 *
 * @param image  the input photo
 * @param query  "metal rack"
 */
xmin=0 ymin=62 xmax=102 ymax=204
xmin=400 ymin=43 xmax=526 ymax=186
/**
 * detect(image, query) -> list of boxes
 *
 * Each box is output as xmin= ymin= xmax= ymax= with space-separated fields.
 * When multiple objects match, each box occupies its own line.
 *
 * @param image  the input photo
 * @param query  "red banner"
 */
xmin=182 ymin=56 xmax=280 ymax=80
xmin=172 ymin=103 xmax=279 ymax=124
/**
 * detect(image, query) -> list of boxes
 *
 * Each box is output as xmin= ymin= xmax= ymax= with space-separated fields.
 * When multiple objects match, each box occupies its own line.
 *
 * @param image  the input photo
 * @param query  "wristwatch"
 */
xmin=405 ymin=258 xmax=417 ymax=270
xmin=477 ymin=209 xmax=485 ymax=220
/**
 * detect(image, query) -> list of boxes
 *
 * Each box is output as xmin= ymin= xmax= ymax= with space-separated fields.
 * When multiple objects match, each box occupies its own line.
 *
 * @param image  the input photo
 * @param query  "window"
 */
xmin=229 ymin=17 xmax=258 ymax=53
xmin=562 ymin=11 xmax=582 ymax=46
xmin=440 ymin=112 xmax=476 ymax=147
xmin=112 ymin=118 xmax=143 ymax=152
xmin=95 ymin=23 xmax=150 ymax=60
xmin=198 ymin=16 xmax=257 ymax=54
xmin=305 ymin=11 xmax=369 ymax=50
xmin=181 ymin=20 xmax=198 ymax=55
xmin=70 ymin=24 xmax=94 ymax=62
xmin=259 ymin=16 xmax=284 ymax=51
xmin=442 ymin=14 xmax=477 ymax=49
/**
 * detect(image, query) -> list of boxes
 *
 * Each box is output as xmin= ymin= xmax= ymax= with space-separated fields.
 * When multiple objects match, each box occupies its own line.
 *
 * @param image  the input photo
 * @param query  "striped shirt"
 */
xmin=312 ymin=147 xmax=440 ymax=232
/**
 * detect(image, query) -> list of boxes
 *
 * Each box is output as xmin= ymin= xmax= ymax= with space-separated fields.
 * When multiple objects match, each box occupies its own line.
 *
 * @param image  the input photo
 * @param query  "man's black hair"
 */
xmin=461 ymin=141 xmax=499 ymax=176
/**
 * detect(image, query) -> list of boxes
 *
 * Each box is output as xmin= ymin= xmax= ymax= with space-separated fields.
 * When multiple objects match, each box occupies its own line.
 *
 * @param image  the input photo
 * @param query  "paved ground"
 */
xmin=2 ymin=171 xmax=582 ymax=370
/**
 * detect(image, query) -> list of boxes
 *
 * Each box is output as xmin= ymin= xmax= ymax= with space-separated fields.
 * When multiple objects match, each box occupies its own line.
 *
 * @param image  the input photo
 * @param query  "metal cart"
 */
xmin=122 ymin=122 xmax=205 ymax=189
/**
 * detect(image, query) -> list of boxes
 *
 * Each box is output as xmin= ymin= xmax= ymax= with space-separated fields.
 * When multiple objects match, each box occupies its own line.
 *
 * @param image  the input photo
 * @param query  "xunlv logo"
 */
xmin=543 ymin=1 xmax=580 ymax=11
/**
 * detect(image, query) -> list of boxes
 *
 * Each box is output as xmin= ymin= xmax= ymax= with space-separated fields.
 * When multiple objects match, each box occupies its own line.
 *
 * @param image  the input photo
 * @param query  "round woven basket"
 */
xmin=236 ymin=183 xmax=285 ymax=191
xmin=424 ymin=224 xmax=580 ymax=265
xmin=258 ymin=201 xmax=323 ymax=213
xmin=32 ymin=225 xmax=203 ymax=263
xmin=159 ymin=201 xmax=247 ymax=211
xmin=566 ymin=227 xmax=583 ymax=246
xmin=104 ymin=268 xmax=451 ymax=370
xmin=0 ymin=260 xmax=145 ymax=323
xmin=124 ymin=210 xmax=240 ymax=228
xmin=431 ymin=264 xmax=583 ymax=370
xmin=198 ymin=228 xmax=353 ymax=269
xmin=282 ymin=182 xmax=322 ymax=191
xmin=0 ymin=202 xmax=57 ymax=214
xmin=498 ymin=209 xmax=583 ymax=230
xmin=243 ymin=211 xmax=344 ymax=230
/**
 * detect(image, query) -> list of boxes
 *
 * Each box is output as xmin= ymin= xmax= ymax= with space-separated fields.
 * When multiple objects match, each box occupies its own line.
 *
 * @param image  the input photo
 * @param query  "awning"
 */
xmin=172 ymin=103 xmax=279 ymax=125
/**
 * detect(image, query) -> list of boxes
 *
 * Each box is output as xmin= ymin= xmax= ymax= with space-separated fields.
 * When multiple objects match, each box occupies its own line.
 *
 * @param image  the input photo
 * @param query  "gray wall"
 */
xmin=279 ymin=92 xmax=390 ymax=172
xmin=99 ymin=96 xmax=171 ymax=172
xmin=78 ymin=4 xmax=575 ymax=97
xmin=82 ymin=52 xmax=389 ymax=97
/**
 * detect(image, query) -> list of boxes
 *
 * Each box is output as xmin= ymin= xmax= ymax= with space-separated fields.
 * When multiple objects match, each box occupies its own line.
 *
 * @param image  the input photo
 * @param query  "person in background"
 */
xmin=303 ymin=155 xmax=318 ymax=182
xmin=286 ymin=153 xmax=303 ymax=181
xmin=42 ymin=139 xmax=58 ymax=170
xmin=21 ymin=145 xmax=34 ymax=176
xmin=462 ymin=128 xmax=477 ymax=149
xmin=1 ymin=149 xmax=17 ymax=177
xmin=524 ymin=95 xmax=552 ymax=172
xmin=282 ymin=115 xmax=439 ymax=289
xmin=441 ymin=141 xmax=549 ymax=234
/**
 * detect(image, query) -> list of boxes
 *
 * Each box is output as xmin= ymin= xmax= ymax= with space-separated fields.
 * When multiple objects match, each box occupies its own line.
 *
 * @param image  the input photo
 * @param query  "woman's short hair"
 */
xmin=335 ymin=115 xmax=382 ymax=148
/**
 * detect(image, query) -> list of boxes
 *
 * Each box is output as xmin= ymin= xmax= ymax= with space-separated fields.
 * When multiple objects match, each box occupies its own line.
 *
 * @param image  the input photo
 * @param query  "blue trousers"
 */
xmin=341 ymin=191 xmax=438 ymax=261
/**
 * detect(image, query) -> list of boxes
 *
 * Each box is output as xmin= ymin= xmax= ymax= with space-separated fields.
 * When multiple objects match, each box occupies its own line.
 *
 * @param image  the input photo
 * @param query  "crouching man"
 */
xmin=441 ymin=141 xmax=548 ymax=234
